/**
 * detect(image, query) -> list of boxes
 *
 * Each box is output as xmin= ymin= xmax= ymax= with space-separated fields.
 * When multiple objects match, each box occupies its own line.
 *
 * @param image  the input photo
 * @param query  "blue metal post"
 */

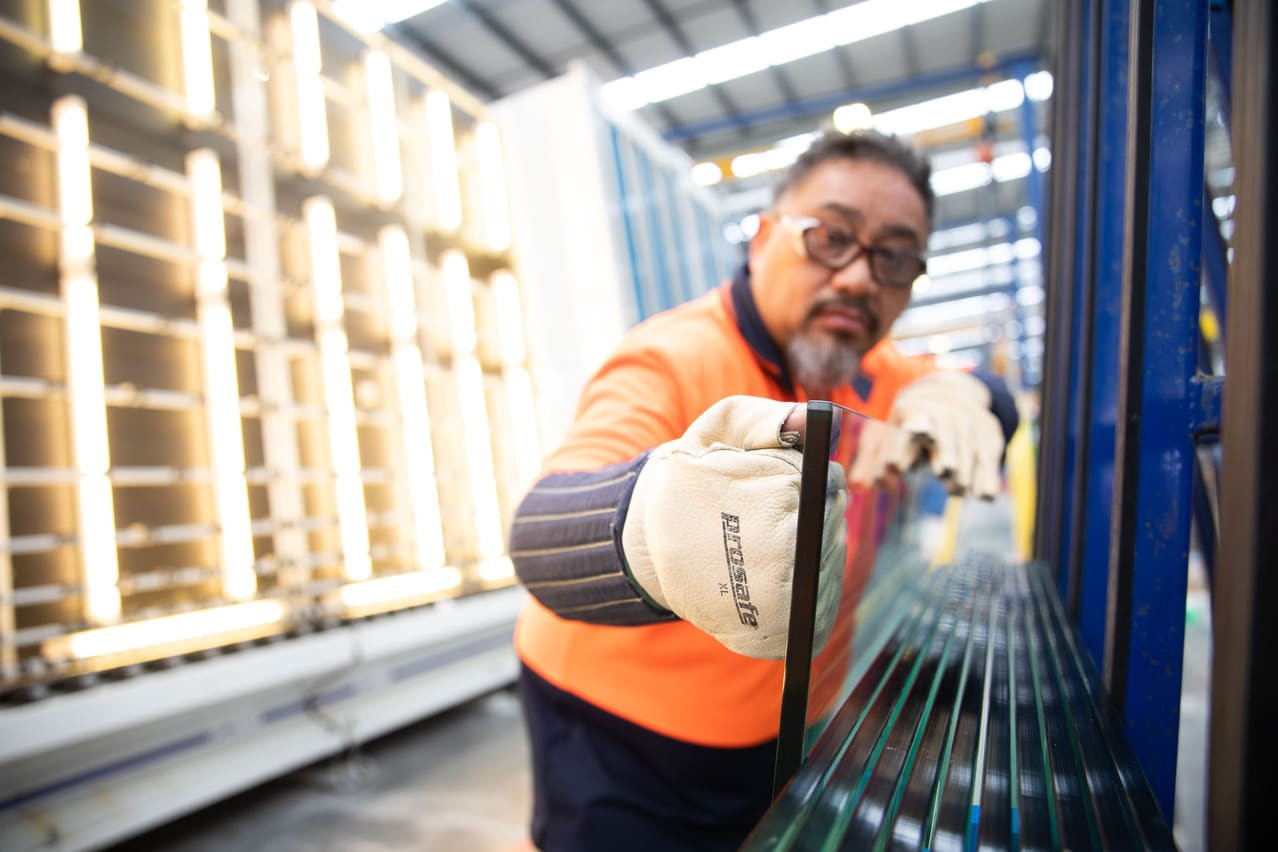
xmin=1078 ymin=0 xmax=1131 ymax=671
xmin=1104 ymin=0 xmax=1207 ymax=817
xmin=1013 ymin=59 xmax=1046 ymax=387
xmin=1058 ymin=0 xmax=1098 ymax=607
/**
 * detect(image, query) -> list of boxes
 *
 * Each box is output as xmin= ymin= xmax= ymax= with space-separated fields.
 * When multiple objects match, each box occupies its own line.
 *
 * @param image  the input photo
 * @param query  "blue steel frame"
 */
xmin=1038 ymin=0 xmax=1221 ymax=820
xmin=1078 ymin=0 xmax=1130 ymax=680
xmin=1103 ymin=0 xmax=1210 ymax=818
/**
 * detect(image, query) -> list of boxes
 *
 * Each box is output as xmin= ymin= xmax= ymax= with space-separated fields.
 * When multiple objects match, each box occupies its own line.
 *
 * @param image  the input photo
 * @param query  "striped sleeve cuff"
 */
xmin=509 ymin=451 xmax=676 ymax=627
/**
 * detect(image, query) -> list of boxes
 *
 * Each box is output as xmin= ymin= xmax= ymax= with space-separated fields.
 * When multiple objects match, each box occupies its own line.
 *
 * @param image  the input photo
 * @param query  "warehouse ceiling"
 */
xmin=379 ymin=0 xmax=1056 ymax=161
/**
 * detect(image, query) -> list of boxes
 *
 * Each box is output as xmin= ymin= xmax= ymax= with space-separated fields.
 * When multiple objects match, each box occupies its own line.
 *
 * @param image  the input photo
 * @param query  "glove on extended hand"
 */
xmin=622 ymin=396 xmax=848 ymax=660
xmin=849 ymin=370 xmax=1004 ymax=499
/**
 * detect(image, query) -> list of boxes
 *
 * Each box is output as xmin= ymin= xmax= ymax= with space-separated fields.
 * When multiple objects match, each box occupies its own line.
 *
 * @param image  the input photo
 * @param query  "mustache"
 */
xmin=805 ymin=295 xmax=880 ymax=335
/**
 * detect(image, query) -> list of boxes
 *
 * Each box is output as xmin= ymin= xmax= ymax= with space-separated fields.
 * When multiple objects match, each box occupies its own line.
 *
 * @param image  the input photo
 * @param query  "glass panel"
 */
xmin=774 ymin=401 xmax=938 ymax=794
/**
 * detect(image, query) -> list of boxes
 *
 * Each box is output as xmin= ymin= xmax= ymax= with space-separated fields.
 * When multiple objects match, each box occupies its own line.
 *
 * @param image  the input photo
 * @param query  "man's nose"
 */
xmin=829 ymin=250 xmax=877 ymax=295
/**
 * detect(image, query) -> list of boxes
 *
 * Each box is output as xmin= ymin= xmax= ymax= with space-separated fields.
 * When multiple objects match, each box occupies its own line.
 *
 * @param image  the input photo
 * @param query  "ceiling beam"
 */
xmin=390 ymin=24 xmax=501 ymax=99
xmin=664 ymin=49 xmax=1042 ymax=145
xmin=901 ymin=24 xmax=923 ymax=78
xmin=638 ymin=0 xmax=751 ymax=131
xmin=452 ymin=0 xmax=558 ymax=83
xmin=971 ymin=0 xmax=986 ymax=59
xmin=545 ymin=0 xmax=686 ymax=132
xmin=729 ymin=0 xmax=802 ymax=112
xmin=811 ymin=0 xmax=860 ymax=92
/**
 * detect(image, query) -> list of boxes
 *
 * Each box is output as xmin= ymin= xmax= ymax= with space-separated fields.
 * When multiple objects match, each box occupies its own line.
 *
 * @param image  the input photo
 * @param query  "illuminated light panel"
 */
xmin=304 ymin=197 xmax=371 ymax=581
xmin=48 ymin=600 xmax=285 ymax=661
xmin=48 ymin=0 xmax=82 ymax=55
xmin=455 ymin=356 xmax=504 ymax=562
xmin=441 ymin=250 xmax=477 ymax=354
xmin=832 ymin=102 xmax=873 ymax=133
xmin=290 ymin=1 xmax=329 ymax=171
xmin=873 ymin=78 xmax=1025 ymax=138
xmin=425 ymin=90 xmax=462 ymax=230
xmin=380 ymin=226 xmax=447 ymax=572
xmin=489 ymin=271 xmax=526 ymax=366
xmin=690 ymin=161 xmax=722 ymax=186
xmin=54 ymin=95 xmax=120 ymax=625
xmin=338 ymin=567 xmax=461 ymax=616
xmin=364 ymin=49 xmax=403 ymax=203
xmin=477 ymin=557 xmax=513 ymax=583
xmin=504 ymin=366 xmax=542 ymax=491
xmin=1024 ymin=70 xmax=1054 ymax=102
xmin=188 ymin=150 xmax=255 ymax=601
xmin=179 ymin=0 xmax=216 ymax=116
xmin=475 ymin=122 xmax=511 ymax=251
xmin=930 ymin=149 xmax=1047 ymax=198
xmin=601 ymin=0 xmax=988 ymax=109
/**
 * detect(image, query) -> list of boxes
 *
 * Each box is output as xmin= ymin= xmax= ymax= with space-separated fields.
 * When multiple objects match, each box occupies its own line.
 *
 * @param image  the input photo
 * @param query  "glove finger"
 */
xmin=945 ymin=420 xmax=976 ymax=493
xmin=887 ymin=423 xmax=924 ymax=475
xmin=920 ymin=412 xmax=960 ymax=485
xmin=972 ymin=417 xmax=1005 ymax=499
xmin=683 ymin=395 xmax=801 ymax=452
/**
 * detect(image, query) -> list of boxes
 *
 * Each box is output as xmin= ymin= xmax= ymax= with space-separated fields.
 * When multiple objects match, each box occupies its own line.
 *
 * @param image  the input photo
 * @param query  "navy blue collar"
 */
xmin=728 ymin=264 xmax=874 ymax=400
xmin=729 ymin=264 xmax=793 ymax=395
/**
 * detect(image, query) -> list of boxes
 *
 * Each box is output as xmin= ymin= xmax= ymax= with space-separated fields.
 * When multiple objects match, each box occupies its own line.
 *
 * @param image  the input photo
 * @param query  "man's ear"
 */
xmin=747 ymin=214 xmax=774 ymax=267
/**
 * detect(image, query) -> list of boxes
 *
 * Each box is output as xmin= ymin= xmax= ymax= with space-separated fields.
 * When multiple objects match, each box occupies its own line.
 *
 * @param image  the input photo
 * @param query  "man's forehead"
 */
xmin=782 ymin=159 xmax=929 ymax=238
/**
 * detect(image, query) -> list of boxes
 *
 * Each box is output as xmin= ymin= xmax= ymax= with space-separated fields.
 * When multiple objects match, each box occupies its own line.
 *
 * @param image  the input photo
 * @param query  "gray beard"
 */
xmin=786 ymin=331 xmax=863 ymax=396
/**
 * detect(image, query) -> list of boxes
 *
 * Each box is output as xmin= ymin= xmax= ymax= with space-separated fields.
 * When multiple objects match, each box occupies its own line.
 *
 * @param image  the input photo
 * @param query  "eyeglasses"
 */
xmin=779 ymin=215 xmax=927 ymax=290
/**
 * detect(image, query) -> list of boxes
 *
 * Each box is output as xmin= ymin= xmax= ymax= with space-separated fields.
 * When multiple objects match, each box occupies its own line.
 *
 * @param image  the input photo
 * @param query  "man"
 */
xmin=509 ymin=130 xmax=1017 ymax=850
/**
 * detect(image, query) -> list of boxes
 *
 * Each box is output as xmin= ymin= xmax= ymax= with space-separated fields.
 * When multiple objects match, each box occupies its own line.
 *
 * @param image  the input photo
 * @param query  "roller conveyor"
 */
xmin=747 ymin=560 xmax=1175 ymax=851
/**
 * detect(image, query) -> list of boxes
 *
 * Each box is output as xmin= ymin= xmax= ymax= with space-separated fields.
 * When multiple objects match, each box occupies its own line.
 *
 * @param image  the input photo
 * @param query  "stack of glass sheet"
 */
xmin=749 ymin=559 xmax=1175 ymax=851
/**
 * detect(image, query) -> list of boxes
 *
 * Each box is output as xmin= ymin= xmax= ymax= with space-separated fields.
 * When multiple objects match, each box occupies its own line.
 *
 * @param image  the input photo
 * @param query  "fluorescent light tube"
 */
xmin=180 ymin=0 xmax=216 ymax=116
xmin=54 ymin=95 xmax=120 ymax=625
xmin=188 ymin=149 xmax=255 ymax=601
xmin=290 ymin=1 xmax=329 ymax=171
xmin=304 ymin=197 xmax=371 ymax=581
xmin=425 ymin=90 xmax=462 ymax=230
xmin=380 ymin=225 xmax=447 ymax=572
xmin=364 ymin=49 xmax=403 ymax=203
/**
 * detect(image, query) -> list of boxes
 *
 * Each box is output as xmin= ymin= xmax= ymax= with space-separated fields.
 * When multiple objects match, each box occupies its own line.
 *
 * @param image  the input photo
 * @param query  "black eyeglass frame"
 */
xmin=778 ymin=214 xmax=927 ymax=290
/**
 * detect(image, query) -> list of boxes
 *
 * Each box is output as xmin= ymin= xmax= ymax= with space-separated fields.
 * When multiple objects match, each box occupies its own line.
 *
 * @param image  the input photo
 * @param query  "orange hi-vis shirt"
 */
xmin=513 ymin=275 xmax=937 ymax=748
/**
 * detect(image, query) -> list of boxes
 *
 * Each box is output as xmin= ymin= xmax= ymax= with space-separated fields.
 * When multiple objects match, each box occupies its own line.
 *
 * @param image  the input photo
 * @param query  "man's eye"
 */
xmin=876 ymin=247 xmax=915 ymax=271
xmin=819 ymin=229 xmax=854 ymax=252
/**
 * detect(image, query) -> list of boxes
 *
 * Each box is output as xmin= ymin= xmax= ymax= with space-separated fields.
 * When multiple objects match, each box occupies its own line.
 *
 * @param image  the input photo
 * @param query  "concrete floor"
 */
xmin=109 ymin=689 xmax=532 ymax=852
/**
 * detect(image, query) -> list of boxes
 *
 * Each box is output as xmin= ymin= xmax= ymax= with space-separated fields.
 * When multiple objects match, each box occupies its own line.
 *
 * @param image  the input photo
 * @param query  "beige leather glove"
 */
xmin=850 ymin=371 xmax=1004 ymax=498
xmin=623 ymin=396 xmax=848 ymax=660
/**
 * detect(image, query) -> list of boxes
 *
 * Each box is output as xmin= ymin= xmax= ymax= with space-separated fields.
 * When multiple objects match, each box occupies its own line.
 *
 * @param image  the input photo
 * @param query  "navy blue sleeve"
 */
xmin=509 ymin=451 xmax=677 ymax=626
xmin=971 ymin=368 xmax=1020 ymax=444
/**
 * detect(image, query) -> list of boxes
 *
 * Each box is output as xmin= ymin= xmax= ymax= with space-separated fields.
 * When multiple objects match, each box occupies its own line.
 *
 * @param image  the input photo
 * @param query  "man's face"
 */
xmin=747 ymin=158 xmax=929 ymax=392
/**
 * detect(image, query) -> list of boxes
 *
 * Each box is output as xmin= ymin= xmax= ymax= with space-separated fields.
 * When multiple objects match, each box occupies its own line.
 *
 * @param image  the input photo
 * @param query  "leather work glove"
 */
xmin=849 ymin=370 xmax=1004 ymax=499
xmin=622 ymin=396 xmax=848 ymax=660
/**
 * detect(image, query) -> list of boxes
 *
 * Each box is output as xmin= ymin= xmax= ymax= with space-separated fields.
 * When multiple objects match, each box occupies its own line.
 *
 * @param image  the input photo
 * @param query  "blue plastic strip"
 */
xmin=693 ymin=203 xmax=721 ymax=293
xmin=662 ymin=170 xmax=695 ymax=303
xmin=1121 ymin=0 xmax=1207 ymax=816
xmin=606 ymin=123 xmax=648 ymax=322
xmin=634 ymin=147 xmax=675 ymax=312
xmin=1079 ymin=0 xmax=1131 ymax=671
